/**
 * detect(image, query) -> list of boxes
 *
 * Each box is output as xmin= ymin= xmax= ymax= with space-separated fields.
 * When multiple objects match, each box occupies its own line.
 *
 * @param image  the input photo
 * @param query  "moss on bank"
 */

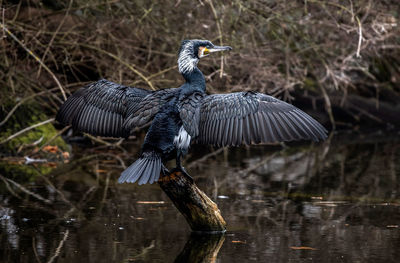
xmin=0 ymin=99 xmax=69 ymax=180
xmin=0 ymin=100 xmax=67 ymax=154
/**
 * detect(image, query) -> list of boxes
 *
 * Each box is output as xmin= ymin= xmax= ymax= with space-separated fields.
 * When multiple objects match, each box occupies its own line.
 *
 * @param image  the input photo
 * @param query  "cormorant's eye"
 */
xmin=198 ymin=46 xmax=210 ymax=58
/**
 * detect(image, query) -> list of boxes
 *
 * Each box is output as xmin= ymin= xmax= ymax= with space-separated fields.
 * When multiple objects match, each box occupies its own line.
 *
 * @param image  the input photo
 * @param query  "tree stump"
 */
xmin=158 ymin=169 xmax=226 ymax=232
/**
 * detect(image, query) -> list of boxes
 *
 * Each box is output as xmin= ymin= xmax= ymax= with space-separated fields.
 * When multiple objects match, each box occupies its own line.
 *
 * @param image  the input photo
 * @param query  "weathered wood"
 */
xmin=158 ymin=169 xmax=226 ymax=232
xmin=174 ymin=233 xmax=225 ymax=263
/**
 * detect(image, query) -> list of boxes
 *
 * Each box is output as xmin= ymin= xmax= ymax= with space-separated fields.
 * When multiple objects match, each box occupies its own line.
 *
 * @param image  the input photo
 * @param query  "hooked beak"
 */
xmin=199 ymin=45 xmax=232 ymax=58
xmin=208 ymin=45 xmax=232 ymax=53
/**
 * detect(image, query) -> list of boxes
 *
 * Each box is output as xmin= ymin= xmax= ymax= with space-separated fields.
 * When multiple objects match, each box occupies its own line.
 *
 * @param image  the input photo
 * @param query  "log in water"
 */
xmin=159 ymin=169 xmax=226 ymax=232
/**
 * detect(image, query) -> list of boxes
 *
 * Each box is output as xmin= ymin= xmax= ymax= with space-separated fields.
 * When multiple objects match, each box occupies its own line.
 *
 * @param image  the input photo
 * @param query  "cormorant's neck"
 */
xmin=181 ymin=67 xmax=206 ymax=91
xmin=177 ymin=49 xmax=205 ymax=91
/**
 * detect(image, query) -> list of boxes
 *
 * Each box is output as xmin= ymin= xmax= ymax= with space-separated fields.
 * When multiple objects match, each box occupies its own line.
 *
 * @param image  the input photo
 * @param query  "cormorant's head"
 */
xmin=178 ymin=39 xmax=232 ymax=75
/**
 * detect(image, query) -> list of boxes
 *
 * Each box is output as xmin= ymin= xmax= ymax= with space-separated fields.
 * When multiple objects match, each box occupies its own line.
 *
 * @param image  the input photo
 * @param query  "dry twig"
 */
xmin=0 ymin=23 xmax=67 ymax=100
xmin=0 ymin=118 xmax=55 ymax=145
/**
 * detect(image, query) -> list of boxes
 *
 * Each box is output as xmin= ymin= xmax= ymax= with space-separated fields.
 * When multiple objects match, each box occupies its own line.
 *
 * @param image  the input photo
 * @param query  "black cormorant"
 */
xmin=57 ymin=39 xmax=328 ymax=185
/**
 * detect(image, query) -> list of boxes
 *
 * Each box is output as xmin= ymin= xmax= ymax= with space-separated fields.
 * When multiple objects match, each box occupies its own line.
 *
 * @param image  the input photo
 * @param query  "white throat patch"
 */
xmin=174 ymin=126 xmax=191 ymax=150
xmin=178 ymin=42 xmax=199 ymax=75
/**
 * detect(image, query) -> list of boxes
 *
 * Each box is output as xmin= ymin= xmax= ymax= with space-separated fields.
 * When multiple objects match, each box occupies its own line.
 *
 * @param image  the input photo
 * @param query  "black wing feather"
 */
xmin=195 ymin=92 xmax=327 ymax=147
xmin=178 ymin=92 xmax=204 ymax=137
xmin=123 ymin=88 xmax=178 ymax=131
xmin=56 ymin=79 xmax=151 ymax=138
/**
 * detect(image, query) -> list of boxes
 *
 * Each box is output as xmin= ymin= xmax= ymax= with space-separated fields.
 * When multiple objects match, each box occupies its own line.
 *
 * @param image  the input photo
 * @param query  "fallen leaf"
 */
xmin=130 ymin=216 xmax=145 ymax=220
xmin=95 ymin=169 xmax=108 ymax=173
xmin=41 ymin=162 xmax=58 ymax=168
xmin=31 ymin=147 xmax=39 ymax=154
xmin=311 ymin=196 xmax=323 ymax=200
xmin=251 ymin=200 xmax=266 ymax=203
xmin=232 ymin=240 xmax=246 ymax=244
xmin=62 ymin=152 xmax=70 ymax=159
xmin=137 ymin=201 xmax=165 ymax=204
xmin=290 ymin=246 xmax=317 ymax=250
xmin=102 ymin=160 xmax=117 ymax=164
xmin=43 ymin=145 xmax=59 ymax=153
xmin=313 ymin=201 xmax=347 ymax=206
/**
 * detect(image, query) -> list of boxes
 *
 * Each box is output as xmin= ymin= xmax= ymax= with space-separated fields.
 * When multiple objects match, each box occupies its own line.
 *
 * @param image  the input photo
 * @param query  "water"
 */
xmin=1 ymin=130 xmax=399 ymax=262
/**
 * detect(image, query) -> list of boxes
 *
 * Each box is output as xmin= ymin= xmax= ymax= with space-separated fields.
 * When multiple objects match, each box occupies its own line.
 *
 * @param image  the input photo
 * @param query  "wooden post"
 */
xmin=158 ymin=169 xmax=226 ymax=232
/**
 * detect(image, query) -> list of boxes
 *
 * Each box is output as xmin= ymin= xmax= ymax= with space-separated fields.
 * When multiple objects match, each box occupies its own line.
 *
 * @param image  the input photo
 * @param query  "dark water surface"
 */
xmin=1 ymin=131 xmax=399 ymax=262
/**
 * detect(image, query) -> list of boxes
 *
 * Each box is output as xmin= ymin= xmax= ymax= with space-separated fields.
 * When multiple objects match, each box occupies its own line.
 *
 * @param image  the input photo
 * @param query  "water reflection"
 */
xmin=174 ymin=233 xmax=225 ymax=263
xmin=0 ymin=131 xmax=399 ymax=262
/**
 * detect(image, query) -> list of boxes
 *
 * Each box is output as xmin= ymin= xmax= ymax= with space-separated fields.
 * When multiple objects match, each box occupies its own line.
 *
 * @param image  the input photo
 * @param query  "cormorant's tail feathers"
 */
xmin=118 ymin=153 xmax=161 ymax=185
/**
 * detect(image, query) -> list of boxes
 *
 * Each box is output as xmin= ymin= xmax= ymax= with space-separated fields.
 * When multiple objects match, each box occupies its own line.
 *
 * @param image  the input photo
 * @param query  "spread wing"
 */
xmin=195 ymin=92 xmax=327 ymax=147
xmin=56 ymin=79 xmax=152 ymax=138
xmin=123 ymin=88 xmax=178 ymax=131
xmin=179 ymin=92 xmax=204 ymax=137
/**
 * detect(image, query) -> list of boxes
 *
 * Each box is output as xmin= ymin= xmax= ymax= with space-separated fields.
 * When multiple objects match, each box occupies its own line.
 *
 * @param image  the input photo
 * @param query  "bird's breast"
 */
xmin=173 ymin=126 xmax=191 ymax=150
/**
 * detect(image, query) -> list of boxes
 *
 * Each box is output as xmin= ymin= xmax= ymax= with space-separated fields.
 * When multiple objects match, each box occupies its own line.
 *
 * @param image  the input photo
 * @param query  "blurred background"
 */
xmin=0 ymin=1 xmax=399 ymax=262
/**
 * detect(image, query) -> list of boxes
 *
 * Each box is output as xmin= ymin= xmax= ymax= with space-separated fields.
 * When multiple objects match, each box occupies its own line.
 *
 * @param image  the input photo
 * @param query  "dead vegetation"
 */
xmin=0 ymin=0 xmax=399 ymax=152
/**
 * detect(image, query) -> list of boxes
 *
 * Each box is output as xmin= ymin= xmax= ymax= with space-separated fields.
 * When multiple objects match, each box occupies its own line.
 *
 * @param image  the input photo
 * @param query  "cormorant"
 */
xmin=57 ymin=39 xmax=328 ymax=185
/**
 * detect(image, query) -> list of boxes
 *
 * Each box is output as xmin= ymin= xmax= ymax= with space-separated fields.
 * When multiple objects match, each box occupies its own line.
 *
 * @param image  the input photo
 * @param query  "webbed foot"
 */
xmin=161 ymin=165 xmax=170 ymax=177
